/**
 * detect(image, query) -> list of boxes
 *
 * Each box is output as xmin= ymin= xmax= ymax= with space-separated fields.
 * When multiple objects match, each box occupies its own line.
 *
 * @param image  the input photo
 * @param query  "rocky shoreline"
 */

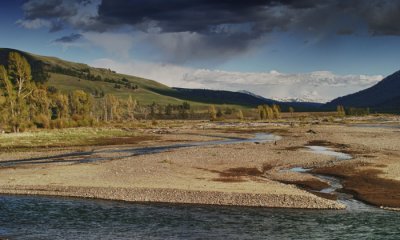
xmin=0 ymin=185 xmax=344 ymax=209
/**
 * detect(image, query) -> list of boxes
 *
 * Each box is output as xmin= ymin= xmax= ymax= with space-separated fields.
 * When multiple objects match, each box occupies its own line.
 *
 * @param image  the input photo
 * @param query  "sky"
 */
xmin=1 ymin=0 xmax=400 ymax=102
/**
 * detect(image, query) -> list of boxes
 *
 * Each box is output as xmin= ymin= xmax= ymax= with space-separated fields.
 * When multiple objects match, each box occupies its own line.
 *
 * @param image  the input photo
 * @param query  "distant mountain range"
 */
xmin=272 ymin=96 xmax=325 ymax=104
xmin=325 ymin=70 xmax=400 ymax=112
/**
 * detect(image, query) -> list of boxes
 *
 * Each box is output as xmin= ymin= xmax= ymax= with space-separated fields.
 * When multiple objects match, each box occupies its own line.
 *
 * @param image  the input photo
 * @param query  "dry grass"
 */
xmin=0 ymin=127 xmax=156 ymax=151
xmin=314 ymin=163 xmax=400 ymax=208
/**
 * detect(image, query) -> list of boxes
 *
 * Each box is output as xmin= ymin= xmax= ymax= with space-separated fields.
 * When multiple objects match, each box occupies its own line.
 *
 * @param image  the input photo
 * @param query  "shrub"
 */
xmin=33 ymin=114 xmax=50 ymax=128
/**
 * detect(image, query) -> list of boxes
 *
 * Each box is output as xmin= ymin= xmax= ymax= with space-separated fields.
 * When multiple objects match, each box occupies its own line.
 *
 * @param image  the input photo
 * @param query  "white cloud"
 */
xmin=16 ymin=18 xmax=51 ymax=29
xmin=90 ymin=58 xmax=383 ymax=103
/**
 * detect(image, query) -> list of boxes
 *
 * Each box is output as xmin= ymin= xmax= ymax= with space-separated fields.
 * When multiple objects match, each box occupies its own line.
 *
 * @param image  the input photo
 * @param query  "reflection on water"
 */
xmin=306 ymin=146 xmax=352 ymax=160
xmin=0 ymin=195 xmax=399 ymax=240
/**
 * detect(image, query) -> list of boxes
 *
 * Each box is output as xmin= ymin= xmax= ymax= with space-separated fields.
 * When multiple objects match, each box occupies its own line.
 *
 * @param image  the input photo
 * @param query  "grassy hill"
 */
xmin=0 ymin=48 xmax=322 ymax=111
xmin=0 ymin=48 xmax=203 ymax=106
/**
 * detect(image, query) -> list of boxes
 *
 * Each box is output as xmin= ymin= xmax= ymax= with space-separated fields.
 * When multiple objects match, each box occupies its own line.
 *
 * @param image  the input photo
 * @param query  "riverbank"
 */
xmin=0 ymin=119 xmax=399 ymax=209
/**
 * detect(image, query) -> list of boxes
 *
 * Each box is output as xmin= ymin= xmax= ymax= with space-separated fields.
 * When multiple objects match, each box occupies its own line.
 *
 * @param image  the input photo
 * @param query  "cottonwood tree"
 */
xmin=0 ymin=53 xmax=34 ymax=132
xmin=126 ymin=95 xmax=137 ymax=120
xmin=209 ymin=105 xmax=217 ymax=121
xmin=50 ymin=92 xmax=69 ymax=119
xmin=69 ymin=90 xmax=93 ymax=118
xmin=103 ymin=94 xmax=120 ymax=121
xmin=237 ymin=109 xmax=244 ymax=120
xmin=272 ymin=104 xmax=281 ymax=119
xmin=29 ymin=87 xmax=51 ymax=127
xmin=0 ymin=65 xmax=16 ymax=131
xmin=337 ymin=105 xmax=346 ymax=117
xmin=137 ymin=104 xmax=150 ymax=120
xmin=8 ymin=52 xmax=33 ymax=101
xmin=258 ymin=105 xmax=266 ymax=120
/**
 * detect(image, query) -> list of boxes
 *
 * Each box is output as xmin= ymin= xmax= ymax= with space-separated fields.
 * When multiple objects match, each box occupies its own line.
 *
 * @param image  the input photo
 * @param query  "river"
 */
xmin=1 ymin=195 xmax=399 ymax=239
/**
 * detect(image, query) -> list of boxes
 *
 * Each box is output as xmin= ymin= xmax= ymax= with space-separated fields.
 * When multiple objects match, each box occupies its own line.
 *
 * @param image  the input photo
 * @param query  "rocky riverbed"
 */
xmin=0 ymin=120 xmax=399 ymax=209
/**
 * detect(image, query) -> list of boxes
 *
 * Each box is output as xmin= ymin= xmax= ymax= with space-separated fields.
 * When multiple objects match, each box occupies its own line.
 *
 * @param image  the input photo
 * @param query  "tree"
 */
xmin=126 ymin=95 xmax=137 ymax=120
xmin=50 ymin=92 xmax=69 ymax=119
xmin=150 ymin=102 xmax=158 ymax=119
xmin=259 ymin=105 xmax=274 ymax=120
xmin=288 ymin=107 xmax=294 ymax=116
xmin=165 ymin=104 xmax=173 ymax=116
xmin=137 ymin=104 xmax=150 ymax=120
xmin=0 ymin=52 xmax=34 ymax=132
xmin=216 ymin=108 xmax=223 ymax=118
xmin=237 ymin=109 xmax=244 ymax=120
xmin=209 ymin=105 xmax=217 ymax=121
xmin=272 ymin=104 xmax=281 ymax=119
xmin=8 ymin=52 xmax=33 ymax=100
xmin=182 ymin=101 xmax=190 ymax=110
xmin=258 ymin=105 xmax=266 ymax=120
xmin=69 ymin=90 xmax=92 ymax=117
xmin=104 ymin=94 xmax=119 ymax=121
xmin=337 ymin=105 xmax=346 ymax=117
xmin=0 ymin=65 xmax=17 ymax=131
xmin=28 ymin=87 xmax=50 ymax=124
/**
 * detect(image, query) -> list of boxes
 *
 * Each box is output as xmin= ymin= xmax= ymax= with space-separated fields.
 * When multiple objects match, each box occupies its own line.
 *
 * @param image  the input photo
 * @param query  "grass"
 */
xmin=49 ymin=73 xmax=185 ymax=105
xmin=0 ymin=127 xmax=157 ymax=151
xmin=49 ymin=73 xmax=250 ymax=110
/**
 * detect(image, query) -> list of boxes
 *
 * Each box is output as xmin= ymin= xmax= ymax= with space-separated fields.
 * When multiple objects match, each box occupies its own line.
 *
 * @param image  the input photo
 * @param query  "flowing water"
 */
xmin=289 ymin=146 xmax=374 ymax=211
xmin=1 ymin=195 xmax=400 ymax=240
xmin=1 ymin=134 xmax=399 ymax=239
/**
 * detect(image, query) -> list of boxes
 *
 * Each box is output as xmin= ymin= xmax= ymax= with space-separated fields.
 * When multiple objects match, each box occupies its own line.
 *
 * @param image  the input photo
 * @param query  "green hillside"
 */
xmin=0 ymin=48 xmax=197 ymax=106
xmin=0 ymin=48 xmax=314 ymax=110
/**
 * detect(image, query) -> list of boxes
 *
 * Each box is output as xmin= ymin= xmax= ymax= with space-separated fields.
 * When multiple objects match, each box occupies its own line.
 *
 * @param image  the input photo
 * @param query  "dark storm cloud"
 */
xmin=18 ymin=0 xmax=400 ymax=61
xmin=22 ymin=0 xmax=77 ymax=20
xmin=93 ymin=0 xmax=400 ymax=36
xmin=53 ymin=33 xmax=83 ymax=43
xmin=19 ymin=0 xmax=400 ymax=35
xmin=95 ymin=0 xmax=319 ymax=33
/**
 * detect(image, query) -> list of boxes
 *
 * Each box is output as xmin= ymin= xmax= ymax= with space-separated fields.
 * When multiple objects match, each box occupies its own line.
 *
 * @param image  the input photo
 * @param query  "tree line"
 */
xmin=257 ymin=104 xmax=281 ymax=120
xmin=336 ymin=105 xmax=370 ymax=117
xmin=0 ymin=52 xmax=196 ymax=132
xmin=0 ymin=52 xmax=302 ymax=133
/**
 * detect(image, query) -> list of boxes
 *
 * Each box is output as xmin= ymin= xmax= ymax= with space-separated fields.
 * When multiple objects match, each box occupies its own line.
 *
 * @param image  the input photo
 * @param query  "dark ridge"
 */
xmin=324 ymin=70 xmax=400 ymax=112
